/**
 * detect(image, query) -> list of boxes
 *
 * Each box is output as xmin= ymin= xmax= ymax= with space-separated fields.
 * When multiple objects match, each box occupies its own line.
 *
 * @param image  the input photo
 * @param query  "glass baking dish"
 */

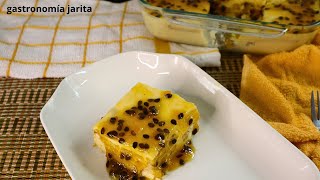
xmin=139 ymin=0 xmax=320 ymax=54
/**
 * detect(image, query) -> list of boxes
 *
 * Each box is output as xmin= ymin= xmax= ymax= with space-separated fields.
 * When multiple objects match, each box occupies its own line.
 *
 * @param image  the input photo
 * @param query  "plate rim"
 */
xmin=40 ymin=51 xmax=320 ymax=179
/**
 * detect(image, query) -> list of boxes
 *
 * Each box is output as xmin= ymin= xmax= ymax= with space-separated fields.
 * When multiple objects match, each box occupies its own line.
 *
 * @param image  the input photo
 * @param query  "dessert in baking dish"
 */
xmin=141 ymin=0 xmax=320 ymax=54
xmin=93 ymin=83 xmax=200 ymax=180
xmin=148 ymin=0 xmax=320 ymax=25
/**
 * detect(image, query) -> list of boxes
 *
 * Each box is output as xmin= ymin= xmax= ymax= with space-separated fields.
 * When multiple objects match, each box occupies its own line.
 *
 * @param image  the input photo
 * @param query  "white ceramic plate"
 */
xmin=40 ymin=51 xmax=319 ymax=180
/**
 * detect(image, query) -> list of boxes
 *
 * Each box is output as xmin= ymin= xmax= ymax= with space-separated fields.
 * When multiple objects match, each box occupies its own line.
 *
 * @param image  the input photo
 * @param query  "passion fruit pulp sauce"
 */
xmin=163 ymin=141 xmax=195 ymax=171
xmin=103 ymin=94 xmax=197 ymax=179
xmin=106 ymin=142 xmax=195 ymax=180
xmin=102 ymin=99 xmax=197 ymax=179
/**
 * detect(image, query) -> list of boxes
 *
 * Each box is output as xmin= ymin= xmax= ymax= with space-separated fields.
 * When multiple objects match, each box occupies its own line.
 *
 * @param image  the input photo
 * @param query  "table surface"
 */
xmin=0 ymin=52 xmax=243 ymax=179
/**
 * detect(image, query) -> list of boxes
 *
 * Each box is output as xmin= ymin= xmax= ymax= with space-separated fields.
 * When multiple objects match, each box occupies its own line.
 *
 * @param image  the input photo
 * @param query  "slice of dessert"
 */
xmin=262 ymin=0 xmax=320 ymax=26
xmin=93 ymin=83 xmax=200 ymax=180
xmin=211 ymin=0 xmax=267 ymax=20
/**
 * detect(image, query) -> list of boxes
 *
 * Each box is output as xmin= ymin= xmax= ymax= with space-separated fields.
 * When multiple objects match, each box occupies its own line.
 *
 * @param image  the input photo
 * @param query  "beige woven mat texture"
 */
xmin=0 ymin=52 xmax=243 ymax=179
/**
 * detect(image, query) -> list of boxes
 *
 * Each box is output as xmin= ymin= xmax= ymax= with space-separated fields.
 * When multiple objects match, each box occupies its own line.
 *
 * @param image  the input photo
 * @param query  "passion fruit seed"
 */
xmin=143 ymin=134 xmax=150 ymax=139
xmin=139 ymin=143 xmax=145 ymax=148
xmin=133 ymin=142 xmax=138 ymax=149
xmin=119 ymin=138 xmax=125 ymax=144
xmin=110 ymin=117 xmax=116 ymax=124
xmin=149 ymin=106 xmax=158 ymax=115
xmin=138 ymin=112 xmax=146 ymax=120
xmin=160 ymin=162 xmax=168 ymax=168
xmin=107 ymin=130 xmax=118 ymax=138
xmin=120 ymin=153 xmax=125 ymax=159
xmin=171 ymin=119 xmax=177 ymax=125
xmin=158 ymin=121 xmax=165 ymax=126
xmin=125 ymin=110 xmax=136 ymax=116
xmin=155 ymin=133 xmax=165 ymax=141
xmin=192 ymin=128 xmax=198 ymax=135
xmin=143 ymin=108 xmax=149 ymax=115
xmin=131 ymin=130 xmax=136 ymax=136
xmin=182 ymin=145 xmax=193 ymax=153
xmin=148 ymin=123 xmax=155 ymax=128
xmin=144 ymin=143 xmax=150 ymax=149
xmin=163 ymin=128 xmax=170 ymax=134
xmin=153 ymin=118 xmax=159 ymax=124
xmin=125 ymin=155 xmax=131 ymax=160
xmin=178 ymin=113 xmax=184 ymax=119
xmin=118 ymin=120 xmax=124 ymax=125
xmin=100 ymin=127 xmax=105 ymax=134
xmin=189 ymin=119 xmax=193 ymax=125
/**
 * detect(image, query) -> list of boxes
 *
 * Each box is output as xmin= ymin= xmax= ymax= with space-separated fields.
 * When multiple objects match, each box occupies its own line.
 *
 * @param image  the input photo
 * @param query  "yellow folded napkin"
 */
xmin=240 ymin=45 xmax=320 ymax=169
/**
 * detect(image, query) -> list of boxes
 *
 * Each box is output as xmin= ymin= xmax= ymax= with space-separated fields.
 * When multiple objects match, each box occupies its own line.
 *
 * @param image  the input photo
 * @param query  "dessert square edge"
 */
xmin=93 ymin=82 xmax=200 ymax=180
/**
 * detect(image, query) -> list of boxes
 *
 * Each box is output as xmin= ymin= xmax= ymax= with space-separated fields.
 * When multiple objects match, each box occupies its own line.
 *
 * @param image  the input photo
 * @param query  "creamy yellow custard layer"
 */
xmin=226 ymin=30 xmax=318 ymax=54
xmin=142 ymin=10 xmax=211 ymax=47
xmin=142 ymin=0 xmax=211 ymax=47
xmin=93 ymin=83 xmax=200 ymax=179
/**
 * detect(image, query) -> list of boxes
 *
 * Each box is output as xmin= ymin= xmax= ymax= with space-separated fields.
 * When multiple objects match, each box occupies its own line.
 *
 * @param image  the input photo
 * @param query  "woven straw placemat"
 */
xmin=0 ymin=52 xmax=243 ymax=179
